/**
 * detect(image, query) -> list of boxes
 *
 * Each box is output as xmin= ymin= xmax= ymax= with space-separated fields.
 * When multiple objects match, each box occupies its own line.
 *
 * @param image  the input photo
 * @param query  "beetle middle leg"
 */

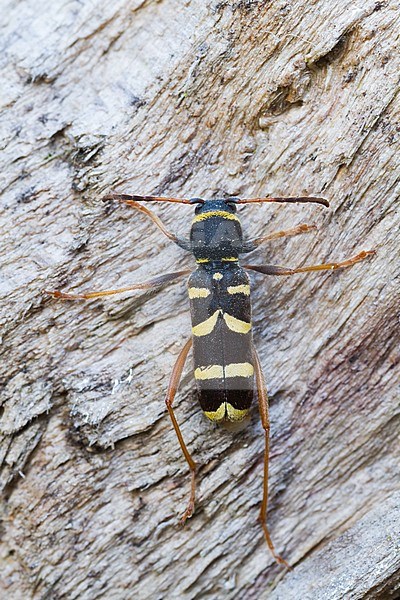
xmin=45 ymin=270 xmax=190 ymax=300
xmin=244 ymin=249 xmax=375 ymax=276
xmin=164 ymin=338 xmax=197 ymax=525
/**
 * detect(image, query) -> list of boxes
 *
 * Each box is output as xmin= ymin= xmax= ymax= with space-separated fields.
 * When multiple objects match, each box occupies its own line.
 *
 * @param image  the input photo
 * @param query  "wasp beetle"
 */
xmin=47 ymin=192 xmax=374 ymax=567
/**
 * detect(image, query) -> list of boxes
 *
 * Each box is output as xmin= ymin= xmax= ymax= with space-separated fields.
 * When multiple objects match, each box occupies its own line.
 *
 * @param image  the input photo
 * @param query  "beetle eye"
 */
xmin=225 ymin=199 xmax=238 ymax=213
xmin=189 ymin=197 xmax=205 ymax=214
xmin=190 ymin=197 xmax=205 ymax=214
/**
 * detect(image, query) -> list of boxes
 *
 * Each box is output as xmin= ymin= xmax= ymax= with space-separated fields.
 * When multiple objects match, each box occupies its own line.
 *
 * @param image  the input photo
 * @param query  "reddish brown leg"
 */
xmin=44 ymin=270 xmax=190 ymax=300
xmin=247 ymin=223 xmax=316 ymax=249
xmin=103 ymin=193 xmax=191 ymax=249
xmin=165 ymin=338 xmax=197 ymax=525
xmin=245 ymin=249 xmax=375 ymax=276
xmin=253 ymin=346 xmax=291 ymax=569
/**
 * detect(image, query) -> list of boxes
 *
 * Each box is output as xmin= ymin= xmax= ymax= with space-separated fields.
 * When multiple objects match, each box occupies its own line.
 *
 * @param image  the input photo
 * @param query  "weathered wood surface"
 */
xmin=1 ymin=1 xmax=399 ymax=598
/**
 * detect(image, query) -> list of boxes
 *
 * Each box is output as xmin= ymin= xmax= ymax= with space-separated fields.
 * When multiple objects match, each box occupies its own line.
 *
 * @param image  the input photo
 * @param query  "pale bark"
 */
xmin=1 ymin=1 xmax=399 ymax=599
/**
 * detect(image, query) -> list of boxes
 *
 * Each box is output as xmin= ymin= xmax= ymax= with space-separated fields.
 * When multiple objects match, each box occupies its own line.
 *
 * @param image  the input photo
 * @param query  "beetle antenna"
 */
xmin=234 ymin=196 xmax=329 ymax=208
xmin=103 ymin=193 xmax=192 ymax=205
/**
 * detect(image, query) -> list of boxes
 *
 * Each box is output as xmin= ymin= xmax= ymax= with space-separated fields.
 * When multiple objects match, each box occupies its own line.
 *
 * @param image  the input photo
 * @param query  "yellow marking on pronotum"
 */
xmin=221 ymin=257 xmax=238 ymax=262
xmin=188 ymin=287 xmax=210 ymax=299
xmin=204 ymin=403 xmax=226 ymax=421
xmin=194 ymin=365 xmax=224 ymax=380
xmin=213 ymin=272 xmax=223 ymax=280
xmin=226 ymin=404 xmax=249 ymax=421
xmin=196 ymin=258 xmax=210 ymax=264
xmin=192 ymin=211 xmax=240 ymax=223
xmin=192 ymin=310 xmax=220 ymax=336
xmin=227 ymin=284 xmax=250 ymax=295
xmin=223 ymin=313 xmax=251 ymax=334
xmin=225 ymin=362 xmax=254 ymax=378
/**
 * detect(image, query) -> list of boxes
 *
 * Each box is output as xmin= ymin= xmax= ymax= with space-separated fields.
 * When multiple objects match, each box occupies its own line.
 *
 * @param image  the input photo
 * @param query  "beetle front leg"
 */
xmin=242 ymin=223 xmax=317 ymax=252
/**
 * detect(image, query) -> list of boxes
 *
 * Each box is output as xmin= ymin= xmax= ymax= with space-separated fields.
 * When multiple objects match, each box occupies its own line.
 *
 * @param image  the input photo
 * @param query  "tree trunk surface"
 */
xmin=1 ymin=1 xmax=399 ymax=599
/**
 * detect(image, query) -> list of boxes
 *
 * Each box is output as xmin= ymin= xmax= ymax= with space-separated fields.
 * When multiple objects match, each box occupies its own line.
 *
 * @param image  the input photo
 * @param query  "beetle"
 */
xmin=46 ymin=192 xmax=374 ymax=567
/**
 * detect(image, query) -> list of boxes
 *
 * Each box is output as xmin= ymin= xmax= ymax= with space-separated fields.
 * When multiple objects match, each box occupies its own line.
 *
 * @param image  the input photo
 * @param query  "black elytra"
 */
xmin=187 ymin=198 xmax=255 ymax=425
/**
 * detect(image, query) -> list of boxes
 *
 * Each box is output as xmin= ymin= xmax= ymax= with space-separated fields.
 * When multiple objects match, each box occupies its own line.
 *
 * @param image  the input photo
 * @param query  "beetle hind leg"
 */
xmin=253 ymin=346 xmax=291 ymax=569
xmin=164 ymin=338 xmax=197 ymax=524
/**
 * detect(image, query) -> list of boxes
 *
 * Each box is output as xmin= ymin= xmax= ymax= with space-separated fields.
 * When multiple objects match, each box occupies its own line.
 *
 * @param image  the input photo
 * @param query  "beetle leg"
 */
xmin=164 ymin=338 xmax=197 ymax=525
xmin=244 ymin=249 xmax=375 ymax=275
xmin=252 ymin=346 xmax=291 ymax=568
xmin=104 ymin=194 xmax=191 ymax=250
xmin=45 ymin=270 xmax=190 ymax=300
xmin=242 ymin=223 xmax=316 ymax=252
